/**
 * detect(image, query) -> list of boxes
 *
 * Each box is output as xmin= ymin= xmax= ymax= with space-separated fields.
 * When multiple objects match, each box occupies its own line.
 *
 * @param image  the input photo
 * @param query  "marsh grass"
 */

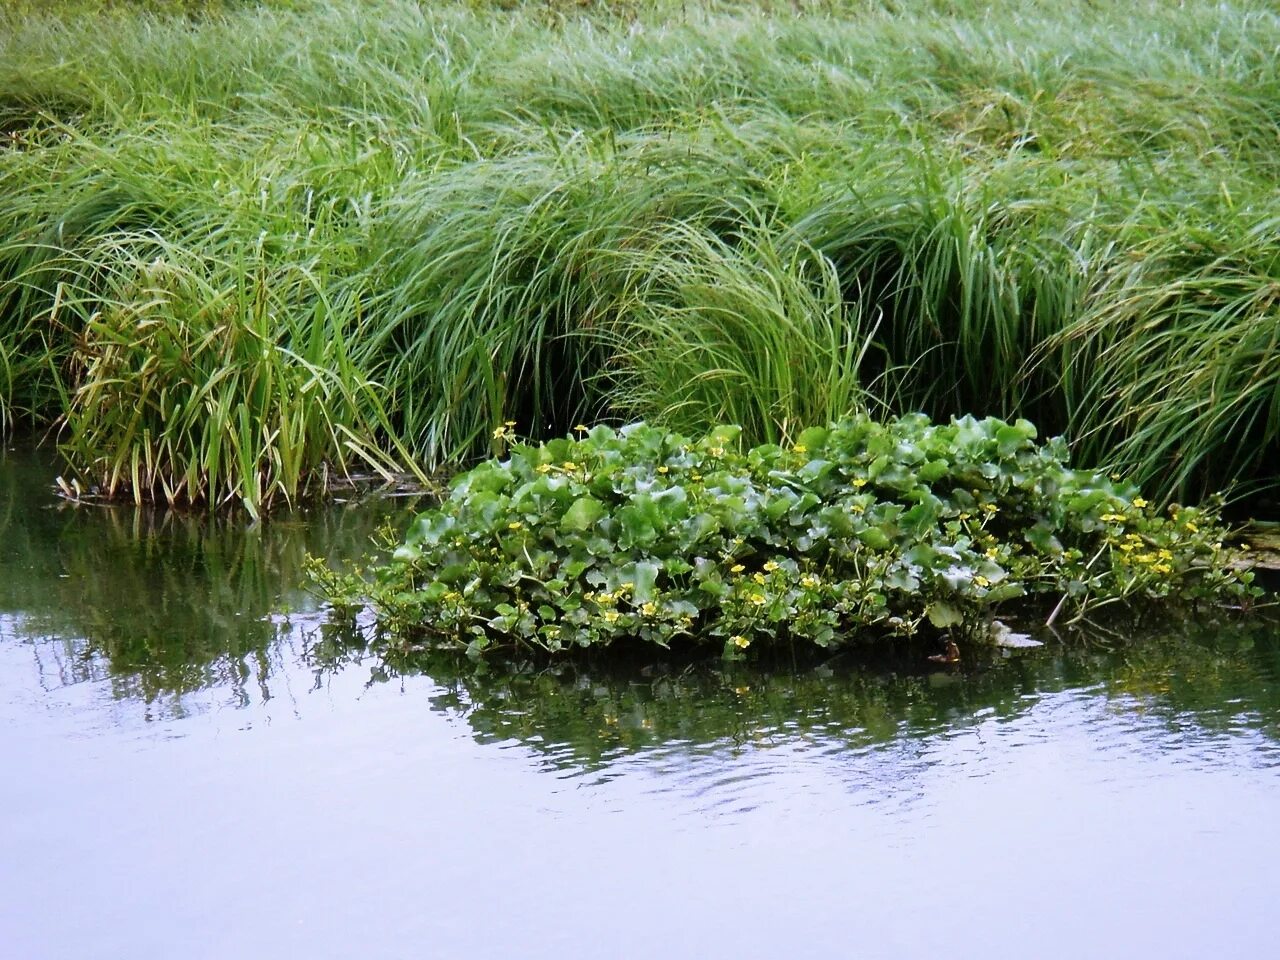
xmin=54 ymin=235 xmax=403 ymax=516
xmin=0 ymin=0 xmax=1277 ymax=507
xmin=600 ymin=219 xmax=887 ymax=442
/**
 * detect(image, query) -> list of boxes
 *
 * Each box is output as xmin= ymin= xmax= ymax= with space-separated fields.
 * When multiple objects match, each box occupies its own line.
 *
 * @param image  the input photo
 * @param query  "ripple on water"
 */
xmin=484 ymin=671 xmax=1280 ymax=828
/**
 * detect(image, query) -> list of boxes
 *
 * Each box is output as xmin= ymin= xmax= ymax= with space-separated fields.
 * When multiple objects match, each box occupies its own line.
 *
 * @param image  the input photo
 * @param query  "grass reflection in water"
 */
xmin=313 ymin=618 xmax=1280 ymax=774
xmin=0 ymin=444 xmax=416 ymax=711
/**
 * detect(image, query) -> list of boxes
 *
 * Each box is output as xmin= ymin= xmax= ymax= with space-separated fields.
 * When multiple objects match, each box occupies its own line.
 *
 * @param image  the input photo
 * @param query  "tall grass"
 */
xmin=0 ymin=0 xmax=1277 ymax=507
xmin=601 ymin=219 xmax=887 ymax=442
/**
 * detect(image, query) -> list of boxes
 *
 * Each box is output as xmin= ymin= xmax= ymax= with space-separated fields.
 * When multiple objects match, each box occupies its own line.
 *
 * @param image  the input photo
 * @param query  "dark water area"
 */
xmin=2 ymin=445 xmax=1279 ymax=960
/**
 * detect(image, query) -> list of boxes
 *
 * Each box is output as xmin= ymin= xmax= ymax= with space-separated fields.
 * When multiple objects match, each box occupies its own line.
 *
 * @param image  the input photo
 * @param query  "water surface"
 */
xmin=1 ymin=445 xmax=1277 ymax=960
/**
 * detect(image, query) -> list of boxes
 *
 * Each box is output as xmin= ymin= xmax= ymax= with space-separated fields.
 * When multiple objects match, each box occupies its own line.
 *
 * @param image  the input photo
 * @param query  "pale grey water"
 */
xmin=1 ymin=445 xmax=1277 ymax=960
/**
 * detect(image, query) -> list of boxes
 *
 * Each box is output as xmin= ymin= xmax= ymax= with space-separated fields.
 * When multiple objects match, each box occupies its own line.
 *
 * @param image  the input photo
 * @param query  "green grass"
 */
xmin=1 ymin=0 xmax=1278 ymax=509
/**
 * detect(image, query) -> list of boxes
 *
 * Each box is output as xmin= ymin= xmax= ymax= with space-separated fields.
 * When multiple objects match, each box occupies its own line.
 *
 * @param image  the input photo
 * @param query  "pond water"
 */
xmin=2 ymin=445 xmax=1278 ymax=960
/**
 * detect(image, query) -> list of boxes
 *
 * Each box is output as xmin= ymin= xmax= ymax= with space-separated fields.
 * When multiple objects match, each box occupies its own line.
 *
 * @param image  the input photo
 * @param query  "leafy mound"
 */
xmin=318 ymin=416 xmax=1257 ymax=658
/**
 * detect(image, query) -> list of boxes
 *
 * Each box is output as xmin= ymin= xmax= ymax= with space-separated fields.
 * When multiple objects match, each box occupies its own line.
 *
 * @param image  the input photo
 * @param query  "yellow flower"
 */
xmin=535 ymin=463 xmax=552 ymax=474
xmin=492 ymin=426 xmax=507 ymax=439
xmin=850 ymin=503 xmax=865 ymax=514
xmin=732 ymin=635 xmax=751 ymax=649
xmin=1185 ymin=521 xmax=1199 ymax=533
xmin=985 ymin=547 xmax=999 ymax=559
xmin=574 ymin=424 xmax=589 ymax=432
xmin=981 ymin=503 xmax=998 ymax=514
xmin=641 ymin=602 xmax=658 ymax=616
xmin=801 ymin=575 xmax=820 ymax=588
xmin=1100 ymin=513 xmax=1126 ymax=523
xmin=852 ymin=478 xmax=868 ymax=488
xmin=504 ymin=420 xmax=516 ymax=427
xmin=603 ymin=611 xmax=620 ymax=623
xmin=1132 ymin=497 xmax=1149 ymax=509
xmin=974 ymin=575 xmax=990 ymax=588
xmin=752 ymin=572 xmax=766 ymax=584
xmin=562 ymin=461 xmax=577 ymax=470
xmin=508 ymin=521 xmax=522 ymax=530
xmin=657 ymin=465 xmax=669 ymax=474
xmin=793 ymin=444 xmax=807 ymax=454
xmin=763 ymin=561 xmax=779 ymax=572
xmin=749 ymin=594 xmax=766 ymax=605
xmin=730 ymin=564 xmax=746 ymax=573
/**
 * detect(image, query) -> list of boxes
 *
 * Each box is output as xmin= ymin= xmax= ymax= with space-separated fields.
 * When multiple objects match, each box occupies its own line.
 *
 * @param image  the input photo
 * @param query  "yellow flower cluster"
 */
xmin=1117 ymin=536 xmax=1176 ymax=574
xmin=1117 ymin=533 xmax=1143 ymax=551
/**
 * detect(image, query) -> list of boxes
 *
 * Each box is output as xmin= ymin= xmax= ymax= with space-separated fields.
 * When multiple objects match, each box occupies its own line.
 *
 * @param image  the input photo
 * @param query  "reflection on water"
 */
xmin=344 ymin=620 xmax=1280 ymax=786
xmin=3 ymin=443 xmax=1279 ymax=960
xmin=0 ymin=443 xmax=417 ymax=718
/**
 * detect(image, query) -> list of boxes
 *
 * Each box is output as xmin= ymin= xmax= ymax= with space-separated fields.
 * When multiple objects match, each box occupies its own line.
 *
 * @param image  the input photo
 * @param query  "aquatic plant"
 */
xmin=313 ymin=415 xmax=1258 ymax=659
xmin=57 ymin=240 xmax=411 ymax=517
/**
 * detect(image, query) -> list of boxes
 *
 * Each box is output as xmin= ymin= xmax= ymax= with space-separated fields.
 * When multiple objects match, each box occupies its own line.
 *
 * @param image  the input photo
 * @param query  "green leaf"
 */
xmin=561 ymin=496 xmax=606 ymax=532
xmin=797 ymin=426 xmax=829 ymax=451
xmin=918 ymin=459 xmax=949 ymax=483
xmin=857 ymin=527 xmax=891 ymax=550
xmin=926 ymin=601 xmax=964 ymax=628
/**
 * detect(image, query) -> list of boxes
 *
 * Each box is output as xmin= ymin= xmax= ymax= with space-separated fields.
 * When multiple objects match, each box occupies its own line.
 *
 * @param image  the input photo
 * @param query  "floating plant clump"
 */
xmin=312 ymin=415 xmax=1259 ymax=659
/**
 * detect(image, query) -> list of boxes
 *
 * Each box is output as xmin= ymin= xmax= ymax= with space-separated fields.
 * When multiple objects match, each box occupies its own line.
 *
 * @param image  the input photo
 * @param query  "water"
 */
xmin=2 ymin=445 xmax=1278 ymax=960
